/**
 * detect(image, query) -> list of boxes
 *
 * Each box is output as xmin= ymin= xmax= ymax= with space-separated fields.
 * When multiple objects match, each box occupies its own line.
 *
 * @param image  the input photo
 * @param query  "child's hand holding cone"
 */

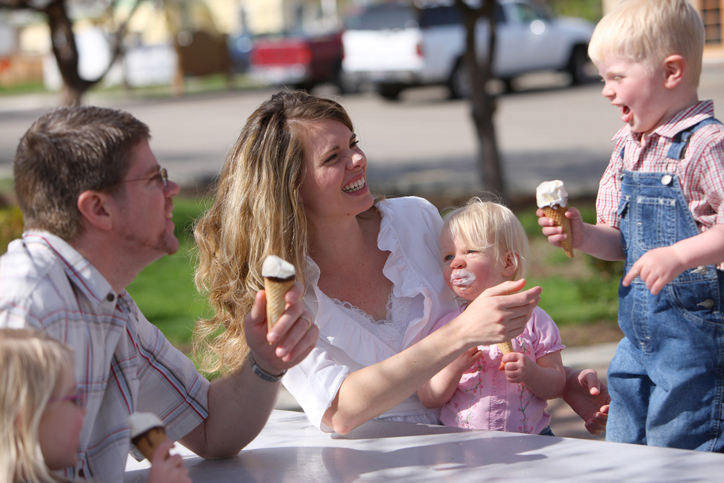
xmin=536 ymin=180 xmax=573 ymax=258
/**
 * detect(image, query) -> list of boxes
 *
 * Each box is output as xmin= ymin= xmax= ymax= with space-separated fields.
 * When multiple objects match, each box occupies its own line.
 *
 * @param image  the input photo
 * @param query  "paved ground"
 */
xmin=2 ymin=61 xmax=722 ymax=201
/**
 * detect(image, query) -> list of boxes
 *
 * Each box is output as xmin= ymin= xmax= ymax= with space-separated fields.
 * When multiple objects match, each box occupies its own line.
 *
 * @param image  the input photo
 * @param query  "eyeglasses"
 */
xmin=49 ymin=389 xmax=85 ymax=408
xmin=123 ymin=167 xmax=169 ymax=188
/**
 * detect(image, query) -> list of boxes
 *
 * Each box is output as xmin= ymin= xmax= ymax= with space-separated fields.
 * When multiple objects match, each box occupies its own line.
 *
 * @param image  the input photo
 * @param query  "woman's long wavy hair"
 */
xmin=193 ymin=91 xmax=354 ymax=374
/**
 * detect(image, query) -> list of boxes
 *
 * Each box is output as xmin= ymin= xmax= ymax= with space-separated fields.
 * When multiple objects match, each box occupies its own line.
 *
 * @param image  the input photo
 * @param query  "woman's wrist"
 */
xmin=248 ymin=352 xmax=286 ymax=382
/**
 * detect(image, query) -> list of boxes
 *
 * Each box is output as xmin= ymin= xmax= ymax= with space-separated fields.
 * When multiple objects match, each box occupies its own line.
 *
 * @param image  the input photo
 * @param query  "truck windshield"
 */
xmin=345 ymin=5 xmax=418 ymax=30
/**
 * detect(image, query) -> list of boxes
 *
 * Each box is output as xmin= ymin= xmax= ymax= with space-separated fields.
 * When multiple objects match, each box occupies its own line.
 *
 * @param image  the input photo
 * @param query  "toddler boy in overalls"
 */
xmin=538 ymin=0 xmax=724 ymax=451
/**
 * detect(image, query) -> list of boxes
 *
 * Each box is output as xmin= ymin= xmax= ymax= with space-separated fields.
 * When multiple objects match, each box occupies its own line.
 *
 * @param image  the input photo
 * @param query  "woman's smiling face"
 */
xmin=299 ymin=119 xmax=373 ymax=222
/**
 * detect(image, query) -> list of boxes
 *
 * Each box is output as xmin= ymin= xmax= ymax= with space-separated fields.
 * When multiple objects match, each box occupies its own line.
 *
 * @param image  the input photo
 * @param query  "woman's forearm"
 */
xmin=322 ymin=281 xmax=540 ymax=434
xmin=323 ymin=319 xmax=471 ymax=434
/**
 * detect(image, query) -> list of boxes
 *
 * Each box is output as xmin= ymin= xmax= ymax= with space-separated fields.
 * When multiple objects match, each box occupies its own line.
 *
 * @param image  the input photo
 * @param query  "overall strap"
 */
xmin=619 ymin=117 xmax=723 ymax=160
xmin=666 ymin=117 xmax=723 ymax=160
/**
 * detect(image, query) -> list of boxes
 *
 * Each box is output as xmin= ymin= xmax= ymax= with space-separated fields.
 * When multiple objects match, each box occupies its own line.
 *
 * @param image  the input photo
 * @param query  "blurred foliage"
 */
xmin=0 ymin=204 xmax=24 ymax=255
xmin=548 ymin=0 xmax=603 ymax=23
xmin=0 ymin=81 xmax=48 ymax=97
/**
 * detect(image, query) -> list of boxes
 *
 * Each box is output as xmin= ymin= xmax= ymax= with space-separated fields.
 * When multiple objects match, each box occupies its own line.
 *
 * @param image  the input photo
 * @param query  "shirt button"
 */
xmin=661 ymin=174 xmax=673 ymax=185
xmin=106 ymin=293 xmax=115 ymax=302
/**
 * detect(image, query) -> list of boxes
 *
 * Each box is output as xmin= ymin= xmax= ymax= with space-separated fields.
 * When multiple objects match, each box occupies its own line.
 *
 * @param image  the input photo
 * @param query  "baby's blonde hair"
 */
xmin=588 ymin=0 xmax=705 ymax=87
xmin=0 ymin=328 xmax=74 ymax=483
xmin=443 ymin=197 xmax=530 ymax=281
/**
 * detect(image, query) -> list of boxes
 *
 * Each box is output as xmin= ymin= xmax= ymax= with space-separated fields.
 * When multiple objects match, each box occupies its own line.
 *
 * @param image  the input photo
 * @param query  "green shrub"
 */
xmin=0 ymin=205 xmax=24 ymax=255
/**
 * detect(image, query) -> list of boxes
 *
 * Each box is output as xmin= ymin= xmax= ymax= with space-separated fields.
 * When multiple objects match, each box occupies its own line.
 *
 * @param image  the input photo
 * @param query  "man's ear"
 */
xmin=663 ymin=54 xmax=686 ymax=89
xmin=501 ymin=251 xmax=519 ymax=278
xmin=77 ymin=190 xmax=114 ymax=231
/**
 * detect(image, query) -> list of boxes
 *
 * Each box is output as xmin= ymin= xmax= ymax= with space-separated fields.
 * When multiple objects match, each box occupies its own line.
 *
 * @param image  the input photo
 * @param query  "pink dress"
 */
xmin=429 ymin=306 xmax=564 ymax=434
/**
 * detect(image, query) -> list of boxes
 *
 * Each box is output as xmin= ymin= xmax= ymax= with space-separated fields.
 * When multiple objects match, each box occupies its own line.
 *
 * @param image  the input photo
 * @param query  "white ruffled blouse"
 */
xmin=282 ymin=197 xmax=458 ymax=431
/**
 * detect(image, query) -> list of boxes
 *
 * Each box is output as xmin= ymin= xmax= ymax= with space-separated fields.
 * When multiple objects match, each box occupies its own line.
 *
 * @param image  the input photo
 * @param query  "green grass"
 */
xmin=550 ymin=0 xmax=603 ymax=23
xmin=516 ymin=203 xmax=623 ymax=327
xmin=1 ymin=194 xmax=622 ymax=350
xmin=125 ymin=197 xmax=212 ymax=349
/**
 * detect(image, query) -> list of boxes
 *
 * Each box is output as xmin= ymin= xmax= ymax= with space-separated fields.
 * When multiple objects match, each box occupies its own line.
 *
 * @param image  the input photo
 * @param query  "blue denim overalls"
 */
xmin=607 ymin=118 xmax=724 ymax=451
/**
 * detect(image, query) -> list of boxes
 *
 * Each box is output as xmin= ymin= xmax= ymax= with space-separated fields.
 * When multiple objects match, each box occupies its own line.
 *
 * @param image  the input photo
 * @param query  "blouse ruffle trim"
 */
xmin=305 ymin=199 xmax=433 ymax=368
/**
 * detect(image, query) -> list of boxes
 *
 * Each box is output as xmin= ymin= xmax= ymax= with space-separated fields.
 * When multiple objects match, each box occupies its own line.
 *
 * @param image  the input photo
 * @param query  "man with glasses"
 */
xmin=0 ymin=106 xmax=318 ymax=481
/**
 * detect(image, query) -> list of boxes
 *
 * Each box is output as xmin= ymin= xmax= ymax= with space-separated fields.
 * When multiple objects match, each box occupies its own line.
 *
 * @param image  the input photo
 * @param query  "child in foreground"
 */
xmin=538 ymin=0 xmax=724 ymax=451
xmin=0 ymin=328 xmax=190 ymax=483
xmin=419 ymin=199 xmax=566 ymax=434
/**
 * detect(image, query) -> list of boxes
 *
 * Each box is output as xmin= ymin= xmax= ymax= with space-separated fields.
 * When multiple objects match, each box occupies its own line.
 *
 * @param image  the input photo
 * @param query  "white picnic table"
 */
xmin=125 ymin=409 xmax=724 ymax=482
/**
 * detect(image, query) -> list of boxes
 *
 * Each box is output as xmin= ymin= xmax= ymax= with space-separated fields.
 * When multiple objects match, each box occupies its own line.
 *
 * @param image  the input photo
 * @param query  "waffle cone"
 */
xmin=132 ymin=427 xmax=167 ymax=461
xmin=498 ymin=341 xmax=514 ymax=354
xmin=542 ymin=205 xmax=573 ymax=258
xmin=264 ymin=277 xmax=296 ymax=331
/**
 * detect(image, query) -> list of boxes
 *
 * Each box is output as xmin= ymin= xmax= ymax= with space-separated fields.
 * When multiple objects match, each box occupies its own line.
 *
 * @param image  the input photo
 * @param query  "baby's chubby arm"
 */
xmin=537 ymin=206 xmax=624 ymax=261
xmin=418 ymin=347 xmax=482 ymax=409
xmin=623 ymin=224 xmax=724 ymax=295
xmin=501 ymin=350 xmax=565 ymax=400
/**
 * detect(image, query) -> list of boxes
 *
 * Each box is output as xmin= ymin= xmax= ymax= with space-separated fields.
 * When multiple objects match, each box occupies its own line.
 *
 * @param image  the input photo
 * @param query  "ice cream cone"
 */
xmin=264 ymin=277 xmax=296 ymax=330
xmin=132 ymin=426 xmax=168 ymax=461
xmin=262 ymin=255 xmax=297 ymax=333
xmin=498 ymin=341 xmax=514 ymax=354
xmin=542 ymin=204 xmax=573 ymax=258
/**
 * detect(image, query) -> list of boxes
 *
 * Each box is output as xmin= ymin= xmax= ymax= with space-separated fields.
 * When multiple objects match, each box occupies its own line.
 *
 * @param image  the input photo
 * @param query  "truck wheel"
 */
xmin=377 ymin=83 xmax=404 ymax=100
xmin=567 ymin=45 xmax=593 ymax=86
xmin=448 ymin=61 xmax=471 ymax=99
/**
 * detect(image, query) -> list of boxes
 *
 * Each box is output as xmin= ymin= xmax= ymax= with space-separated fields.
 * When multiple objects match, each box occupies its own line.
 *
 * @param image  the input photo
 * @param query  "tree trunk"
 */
xmin=45 ymin=1 xmax=92 ymax=105
xmin=455 ymin=0 xmax=506 ymax=199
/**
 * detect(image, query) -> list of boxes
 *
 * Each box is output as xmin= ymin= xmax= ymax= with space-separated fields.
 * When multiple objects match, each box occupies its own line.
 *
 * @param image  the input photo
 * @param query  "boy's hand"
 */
xmin=537 ymin=207 xmax=583 ymax=250
xmin=562 ymin=368 xmax=610 ymax=435
xmin=622 ymin=246 xmax=685 ymax=295
xmin=500 ymin=352 xmax=533 ymax=384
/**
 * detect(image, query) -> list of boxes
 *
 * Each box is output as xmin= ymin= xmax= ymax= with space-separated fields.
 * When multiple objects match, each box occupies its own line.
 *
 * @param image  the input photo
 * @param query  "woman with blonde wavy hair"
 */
xmin=194 ymin=90 xmax=609 ymax=436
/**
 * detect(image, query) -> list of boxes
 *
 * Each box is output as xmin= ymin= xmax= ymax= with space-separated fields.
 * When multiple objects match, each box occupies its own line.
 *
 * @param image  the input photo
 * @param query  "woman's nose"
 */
xmin=348 ymin=152 xmax=364 ymax=169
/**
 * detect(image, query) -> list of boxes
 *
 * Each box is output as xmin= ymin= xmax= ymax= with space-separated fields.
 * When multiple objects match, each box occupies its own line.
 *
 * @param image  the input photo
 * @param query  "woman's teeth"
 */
xmin=343 ymin=178 xmax=365 ymax=192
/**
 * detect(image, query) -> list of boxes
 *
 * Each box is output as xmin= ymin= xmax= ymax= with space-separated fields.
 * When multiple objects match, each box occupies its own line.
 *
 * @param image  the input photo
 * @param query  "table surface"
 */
xmin=125 ymin=410 xmax=724 ymax=482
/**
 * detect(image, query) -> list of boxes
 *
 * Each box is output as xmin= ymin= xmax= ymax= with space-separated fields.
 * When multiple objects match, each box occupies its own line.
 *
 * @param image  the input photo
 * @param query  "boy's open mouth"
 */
xmin=621 ymin=105 xmax=633 ymax=124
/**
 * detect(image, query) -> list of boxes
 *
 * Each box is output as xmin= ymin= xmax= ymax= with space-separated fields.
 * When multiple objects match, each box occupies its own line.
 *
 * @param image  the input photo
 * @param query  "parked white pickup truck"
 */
xmin=341 ymin=0 xmax=596 ymax=99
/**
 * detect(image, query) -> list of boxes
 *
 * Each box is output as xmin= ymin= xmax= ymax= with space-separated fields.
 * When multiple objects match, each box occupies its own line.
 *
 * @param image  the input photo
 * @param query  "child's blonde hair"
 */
xmin=588 ymin=0 xmax=705 ymax=87
xmin=443 ymin=197 xmax=530 ymax=281
xmin=0 ymin=328 xmax=75 ymax=483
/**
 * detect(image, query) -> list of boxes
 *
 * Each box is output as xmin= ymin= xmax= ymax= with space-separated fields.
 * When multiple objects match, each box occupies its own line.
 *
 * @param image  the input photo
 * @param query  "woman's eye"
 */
xmin=351 ymin=138 xmax=360 ymax=148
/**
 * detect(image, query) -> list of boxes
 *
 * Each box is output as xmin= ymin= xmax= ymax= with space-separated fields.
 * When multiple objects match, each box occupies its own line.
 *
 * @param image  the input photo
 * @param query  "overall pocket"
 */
xmin=634 ymin=196 xmax=677 ymax=251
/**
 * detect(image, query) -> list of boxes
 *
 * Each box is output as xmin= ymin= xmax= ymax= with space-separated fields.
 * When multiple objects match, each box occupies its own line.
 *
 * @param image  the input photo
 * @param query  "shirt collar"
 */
xmin=22 ymin=230 xmax=118 ymax=306
xmin=613 ymin=100 xmax=715 ymax=143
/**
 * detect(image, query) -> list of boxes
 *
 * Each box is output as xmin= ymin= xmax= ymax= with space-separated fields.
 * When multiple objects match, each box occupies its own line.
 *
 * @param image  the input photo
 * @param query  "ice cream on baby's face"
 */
xmin=450 ymin=269 xmax=477 ymax=288
xmin=262 ymin=255 xmax=296 ymax=280
xmin=536 ymin=180 xmax=569 ymax=209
